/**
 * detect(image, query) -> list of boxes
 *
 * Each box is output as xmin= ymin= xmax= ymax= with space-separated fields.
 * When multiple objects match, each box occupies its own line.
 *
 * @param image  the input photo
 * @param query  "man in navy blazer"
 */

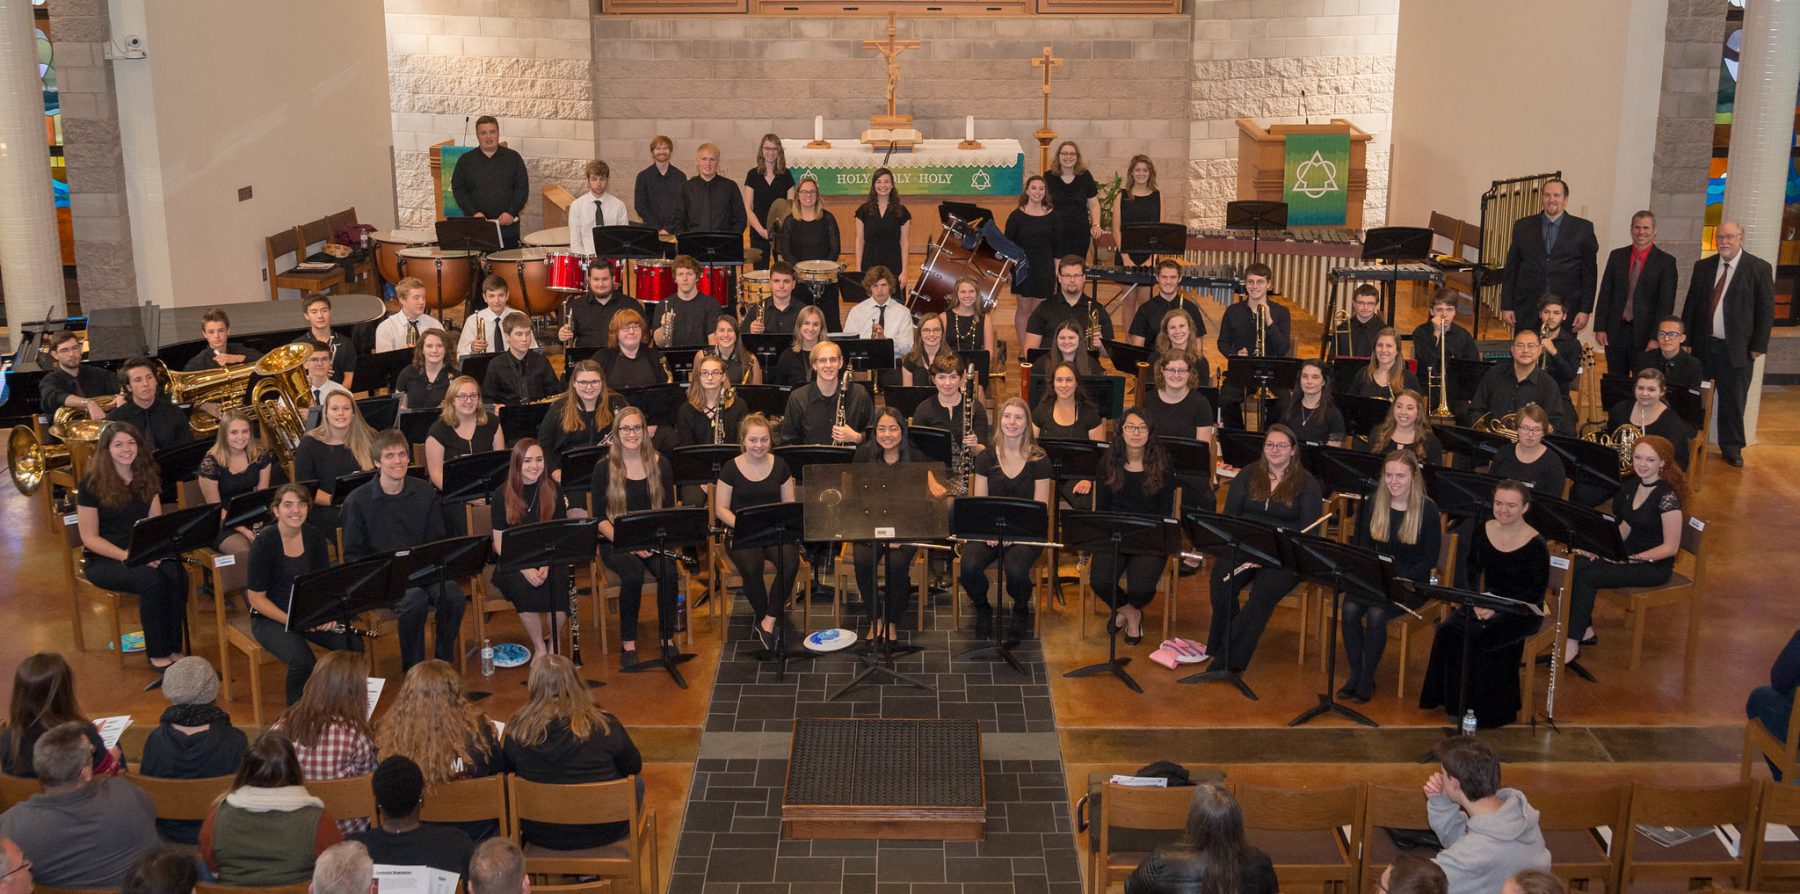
xmin=1500 ymin=179 xmax=1599 ymax=332
xmin=1594 ymin=210 xmax=1679 ymax=377
xmin=1682 ymin=221 xmax=1774 ymax=467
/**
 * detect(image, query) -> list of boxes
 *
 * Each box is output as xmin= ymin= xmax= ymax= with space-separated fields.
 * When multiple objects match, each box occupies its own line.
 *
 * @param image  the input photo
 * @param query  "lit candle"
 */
xmin=814 ymin=115 xmax=824 ymax=142
xmin=966 ymin=116 xmax=975 ymax=142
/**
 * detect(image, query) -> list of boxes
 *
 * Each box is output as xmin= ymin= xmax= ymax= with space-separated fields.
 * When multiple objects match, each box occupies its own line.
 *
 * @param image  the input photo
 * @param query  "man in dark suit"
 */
xmin=1594 ymin=210 xmax=1678 ymax=378
xmin=1500 ymin=178 xmax=1599 ymax=333
xmin=1682 ymin=221 xmax=1774 ymax=467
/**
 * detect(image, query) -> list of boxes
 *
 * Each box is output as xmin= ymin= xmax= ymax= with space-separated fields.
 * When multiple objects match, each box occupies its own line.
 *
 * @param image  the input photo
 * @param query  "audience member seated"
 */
xmin=1503 ymin=868 xmax=1566 ymax=894
xmin=1425 ymin=736 xmax=1550 ymax=894
xmin=468 ymin=837 xmax=529 ymax=894
xmin=1749 ymin=630 xmax=1800 ymax=781
xmin=138 ymin=656 xmax=249 ymax=844
xmin=271 ymin=650 xmax=377 ymax=833
xmin=1382 ymin=853 xmax=1449 ymax=894
xmin=199 ymin=731 xmax=342 ymax=885
xmin=0 ymin=839 xmax=28 ymax=894
xmin=374 ymin=659 xmax=502 ymax=839
xmin=0 ymin=651 xmax=120 ymax=777
xmin=501 ymin=654 xmax=643 ymax=851
xmin=311 ymin=841 xmax=376 ymax=894
xmin=1125 ymin=782 xmax=1277 ymax=894
xmin=0 ymin=722 xmax=158 ymax=888
xmin=121 ymin=845 xmax=200 ymax=894
xmin=348 ymin=756 xmax=474 ymax=876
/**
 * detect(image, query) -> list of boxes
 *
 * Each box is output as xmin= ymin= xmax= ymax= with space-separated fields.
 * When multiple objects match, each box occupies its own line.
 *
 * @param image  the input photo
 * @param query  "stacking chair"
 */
xmin=307 ymin=774 xmax=378 ymax=830
xmin=506 ymin=776 xmax=657 ymax=894
xmin=266 ymin=226 xmax=344 ymax=301
xmin=323 ymin=207 xmax=375 ymax=291
xmin=1619 ymin=780 xmax=1756 ymax=890
xmin=418 ymin=772 xmax=508 ymax=835
xmin=1357 ymin=783 xmax=1438 ymax=893
xmin=0 ymin=773 xmax=37 ymax=810
xmin=126 ymin=774 xmax=235 ymax=852
xmin=1747 ymin=779 xmax=1800 ymax=890
xmin=1595 ymin=514 xmax=1708 ymax=672
xmin=63 ymin=511 xmax=141 ymax=668
xmin=1742 ymin=691 xmax=1800 ymax=784
xmin=1235 ymin=782 xmax=1361 ymax=892
xmin=1088 ymin=781 xmax=1196 ymax=894
xmin=1391 ymin=528 xmax=1456 ymax=700
xmin=1527 ymin=781 xmax=1630 ymax=892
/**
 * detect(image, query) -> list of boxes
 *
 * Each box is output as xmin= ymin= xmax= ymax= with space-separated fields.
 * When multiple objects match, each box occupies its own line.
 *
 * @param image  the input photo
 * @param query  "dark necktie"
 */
xmin=1624 ymin=254 xmax=1642 ymax=322
xmin=493 ymin=318 xmax=503 ymax=352
xmin=1543 ymin=216 xmax=1560 ymax=253
xmin=407 ymin=320 xmax=419 ymax=347
xmin=1707 ymin=259 xmax=1733 ymax=330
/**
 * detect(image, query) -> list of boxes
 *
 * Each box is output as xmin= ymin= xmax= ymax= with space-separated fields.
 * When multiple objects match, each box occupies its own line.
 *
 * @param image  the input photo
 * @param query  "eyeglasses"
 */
xmin=1 ymin=860 xmax=32 ymax=881
xmin=1516 ymin=424 xmax=1545 ymax=434
xmin=1266 ymin=441 xmax=1294 ymax=450
xmin=617 ymin=424 xmax=645 ymax=433
xmin=700 ymin=369 xmax=725 ymax=377
xmin=1121 ymin=423 xmax=1148 ymax=433
xmin=454 ymin=393 xmax=481 ymax=401
xmin=1657 ymin=330 xmax=1683 ymax=338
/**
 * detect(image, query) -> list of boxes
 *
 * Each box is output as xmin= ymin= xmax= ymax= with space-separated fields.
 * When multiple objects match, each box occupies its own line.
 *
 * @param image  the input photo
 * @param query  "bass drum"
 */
xmin=488 ymin=248 xmax=555 ymax=316
xmin=397 ymin=247 xmax=475 ymax=314
xmin=908 ymin=230 xmax=1011 ymax=316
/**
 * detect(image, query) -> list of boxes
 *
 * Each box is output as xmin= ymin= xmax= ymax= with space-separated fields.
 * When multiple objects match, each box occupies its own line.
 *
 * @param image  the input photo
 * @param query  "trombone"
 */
xmin=1428 ymin=321 xmax=1455 ymax=423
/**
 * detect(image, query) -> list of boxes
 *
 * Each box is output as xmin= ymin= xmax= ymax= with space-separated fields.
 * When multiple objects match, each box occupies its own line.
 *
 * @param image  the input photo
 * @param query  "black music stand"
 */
xmin=907 ymin=424 xmax=953 ymax=468
xmin=1104 ymin=340 xmax=1155 ymax=379
xmin=883 ymin=386 xmax=934 ymax=419
xmin=1445 ymin=359 xmax=1495 ymax=421
xmin=1308 ymin=444 xmax=1385 ymax=497
xmin=398 ymin=409 xmax=438 ymax=445
xmin=593 ymin=226 xmax=667 ymax=262
xmin=1059 ymin=510 xmax=1179 ymax=695
xmin=331 ymin=470 xmax=378 ymax=506
xmin=1038 ymin=437 xmax=1107 ymax=605
xmin=499 ymin=518 xmax=603 ymax=687
xmin=220 ymin=481 xmax=313 ymax=535
xmin=558 ymin=444 xmax=608 ymax=495
xmin=357 ymin=395 xmax=400 ymax=432
xmin=1215 ymin=428 xmax=1265 ymax=470
xmin=670 ymin=444 xmax=740 ymax=487
xmin=1160 ymin=436 xmax=1215 ymax=510
xmin=1180 ymin=509 xmax=1286 ymax=699
xmin=498 ymin=402 xmax=553 ymax=443
xmin=1336 ymin=394 xmax=1392 ymax=442
xmin=773 ymin=444 xmax=856 ymax=602
xmin=288 ymin=556 xmax=396 ymax=634
xmin=1408 ymin=580 xmax=1544 ymax=751
xmin=729 ymin=501 xmax=816 ymax=680
xmin=1077 ymin=375 xmax=1127 ymax=421
xmin=460 ymin=354 xmax=498 ymax=387
xmin=734 ymin=384 xmax=791 ymax=419
xmin=611 ymin=506 xmax=710 ymax=688
xmin=1224 ymin=357 xmax=1301 ymax=429
xmin=1224 ymin=200 xmax=1288 ymax=265
xmin=1433 ymin=424 xmax=1508 ymax=466
xmin=950 ymin=497 xmax=1052 ymax=674
xmin=615 ymin=384 xmax=685 ymax=430
xmin=741 ymin=335 xmax=788 ymax=372
xmin=1424 ymin=467 xmax=1507 ymax=520
xmin=1282 ymin=532 xmax=1413 ymax=728
xmin=441 ymin=450 xmax=512 ymax=505
xmin=153 ymin=439 xmax=211 ymax=488
xmin=126 ymin=504 xmax=221 ymax=683
xmin=1525 ymin=493 xmax=1625 ymax=687
xmin=1120 ymin=224 xmax=1189 ymax=264
xmin=677 ymin=231 xmax=746 ymax=265
xmin=354 ymin=349 xmax=413 ymax=398
xmin=828 ymin=337 xmax=896 ymax=386
xmin=655 ymin=346 xmax=701 ymax=385
xmin=1329 ymin=356 xmax=1367 ymax=386
xmin=936 ymin=201 xmax=989 ymax=230
xmin=436 ymin=218 xmax=504 ymax=255
xmin=1360 ymin=227 xmax=1434 ymax=325
xmin=1544 ymin=434 xmax=1624 ymax=507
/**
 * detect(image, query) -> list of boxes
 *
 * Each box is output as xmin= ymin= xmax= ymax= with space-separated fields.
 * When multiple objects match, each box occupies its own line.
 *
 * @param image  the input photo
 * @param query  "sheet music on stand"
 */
xmin=84 ymin=305 xmax=160 ymax=362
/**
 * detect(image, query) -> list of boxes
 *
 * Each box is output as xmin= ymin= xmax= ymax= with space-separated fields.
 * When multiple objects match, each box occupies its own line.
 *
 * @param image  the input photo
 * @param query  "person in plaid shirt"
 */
xmin=272 ymin=651 xmax=376 ymax=833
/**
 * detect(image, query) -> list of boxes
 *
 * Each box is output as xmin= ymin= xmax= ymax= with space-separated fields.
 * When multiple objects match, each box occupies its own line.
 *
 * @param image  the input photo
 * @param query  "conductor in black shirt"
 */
xmin=450 ymin=116 xmax=530 ymax=249
xmin=1500 ymin=178 xmax=1598 ymax=332
xmin=673 ymin=143 xmax=747 ymax=236
xmin=342 ymin=430 xmax=465 ymax=671
xmin=633 ymin=135 xmax=685 ymax=236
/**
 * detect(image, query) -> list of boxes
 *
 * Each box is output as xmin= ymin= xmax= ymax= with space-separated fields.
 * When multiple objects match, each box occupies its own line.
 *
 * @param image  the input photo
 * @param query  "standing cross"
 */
xmin=863 ymin=13 xmax=922 ymax=119
xmin=1032 ymin=45 xmax=1063 ymax=131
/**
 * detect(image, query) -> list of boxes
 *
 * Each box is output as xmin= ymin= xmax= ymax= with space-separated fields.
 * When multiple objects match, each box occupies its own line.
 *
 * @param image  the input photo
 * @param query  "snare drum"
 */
xmin=546 ymin=252 xmax=589 ymax=294
xmin=396 ymin=247 xmax=475 ymax=313
xmin=699 ymin=264 xmax=737 ymax=308
xmin=374 ymin=229 xmax=436 ymax=287
xmin=740 ymin=270 xmax=772 ymax=309
xmin=522 ymin=227 xmax=571 ymax=248
xmin=634 ymin=259 xmax=674 ymax=304
xmin=487 ymin=248 xmax=554 ymax=316
xmin=795 ymin=260 xmax=842 ymax=285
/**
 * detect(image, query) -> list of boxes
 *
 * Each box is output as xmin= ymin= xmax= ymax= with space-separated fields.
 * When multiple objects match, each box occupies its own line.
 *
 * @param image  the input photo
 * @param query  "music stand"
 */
xmin=1224 ymin=200 xmax=1288 ymax=265
xmin=950 ymin=496 xmax=1053 ymax=674
xmin=611 ymin=506 xmax=711 ymax=688
xmin=1361 ymin=227 xmax=1434 ymax=326
xmin=398 ymin=409 xmax=438 ymax=445
xmin=676 ymin=231 xmax=745 ymax=265
xmin=735 ymin=384 xmax=791 ymax=419
xmin=331 ymin=470 xmax=379 ymax=506
xmin=827 ymin=337 xmax=896 ymax=383
xmin=441 ymin=449 xmax=512 ymax=505
xmin=741 ymin=335 xmax=789 ymax=372
xmin=1160 ymin=436 xmax=1215 ymax=509
xmin=1282 ymin=532 xmax=1413 ymax=728
xmin=558 ymin=444 xmax=608 ymax=495
xmin=729 ymin=501 xmax=816 ymax=679
xmin=1038 ymin=437 xmax=1107 ymax=604
xmin=357 ymin=395 xmax=400 ymax=432
xmin=936 ymin=201 xmax=989 ymax=230
xmin=1120 ymin=223 xmax=1190 ymax=263
xmin=1446 ymin=359 xmax=1495 ymax=419
xmin=1525 ymin=493 xmax=1625 ymax=686
xmin=125 ymin=504 xmax=221 ymax=678
xmin=615 ymin=383 xmax=685 ymax=430
xmin=654 ymin=346 xmax=700 ymax=385
xmin=460 ymin=353 xmax=498 ymax=387
xmin=1179 ymin=509 xmax=1287 ymax=699
xmin=1408 ymin=580 xmax=1544 ymax=749
xmin=1215 ymin=428 xmax=1265 ymax=471
xmin=1424 ymin=467 xmax=1507 ymax=520
xmin=222 ymin=481 xmax=315 ymax=533
xmin=1104 ymin=339 xmax=1155 ymax=384
xmin=1307 ymin=445 xmax=1384 ymax=506
xmin=882 ymin=385 xmax=934 ymax=420
xmin=352 ymin=349 xmax=415 ymax=399
xmin=1224 ymin=357 xmax=1301 ymax=429
xmin=498 ymin=402 xmax=553 ymax=443
xmin=772 ymin=444 xmax=855 ymax=602
xmin=288 ymin=555 xmax=397 ymax=633
xmin=907 ymin=424 xmax=953 ymax=467
xmin=1543 ymin=434 xmax=1623 ymax=506
xmin=1059 ymin=510 xmax=1179 ymax=695
xmin=1077 ymin=375 xmax=1127 ymax=421
xmin=436 ymin=218 xmax=504 ymax=255
xmin=153 ymin=439 xmax=212 ymax=487
xmin=1336 ymin=394 xmax=1392 ymax=442
xmin=499 ymin=518 xmax=603 ymax=686
xmin=593 ymin=226 xmax=666 ymax=262
xmin=1433 ymin=424 xmax=1508 ymax=466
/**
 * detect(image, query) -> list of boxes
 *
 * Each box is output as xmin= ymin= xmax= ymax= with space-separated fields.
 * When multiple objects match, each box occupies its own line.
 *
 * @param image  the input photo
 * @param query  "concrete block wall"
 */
xmin=1650 ymin=0 xmax=1728 ymax=306
xmin=46 ymin=0 xmax=137 ymax=311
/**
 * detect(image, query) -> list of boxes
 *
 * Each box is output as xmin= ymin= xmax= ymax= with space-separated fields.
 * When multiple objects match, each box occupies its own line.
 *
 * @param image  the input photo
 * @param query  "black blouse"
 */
xmin=1097 ymin=467 xmax=1176 ymax=517
xmin=199 ymin=452 xmax=273 ymax=504
xmin=946 ymin=311 xmax=987 ymax=354
xmin=1605 ymin=401 xmax=1695 ymax=470
xmin=598 ymin=348 xmax=668 ymax=390
xmin=1141 ymin=389 xmax=1214 ymax=441
xmin=771 ymin=348 xmax=815 ymax=387
xmin=911 ymin=397 xmax=991 ymax=445
xmin=1032 ymin=400 xmax=1101 ymax=440
xmin=293 ymin=438 xmax=365 ymax=496
xmin=1223 ymin=467 xmax=1325 ymax=530
xmin=779 ymin=212 xmax=841 ymax=265
xmin=1368 ymin=431 xmax=1444 ymax=467
xmin=428 ymin=418 xmax=501 ymax=462
xmin=975 ymin=449 xmax=1053 ymax=501
xmin=394 ymin=364 xmax=458 ymax=410
xmin=676 ymin=398 xmax=750 ymax=446
xmin=488 ymin=480 xmax=571 ymax=532
xmin=1489 ymin=447 xmax=1567 ymax=497
xmin=246 ymin=525 xmax=330 ymax=615
xmin=1353 ymin=498 xmax=1443 ymax=583
xmin=537 ymin=397 xmax=619 ymax=472
xmin=1465 ymin=523 xmax=1549 ymax=606
xmin=1611 ymin=478 xmax=1681 ymax=563
xmin=596 ymin=455 xmax=675 ymax=519
xmin=1351 ymin=366 xmax=1421 ymax=400
xmin=743 ymin=168 xmax=796 ymax=243
xmin=77 ymin=482 xmax=150 ymax=554
xmin=1278 ymin=398 xmax=1346 ymax=446
xmin=718 ymin=455 xmax=793 ymax=514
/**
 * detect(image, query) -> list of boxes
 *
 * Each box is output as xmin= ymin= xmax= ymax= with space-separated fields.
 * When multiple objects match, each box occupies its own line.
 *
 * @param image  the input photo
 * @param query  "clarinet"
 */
xmin=950 ymin=364 xmax=976 ymax=496
xmin=830 ymin=382 xmax=849 ymax=446
xmin=567 ymin=555 xmax=583 ymax=667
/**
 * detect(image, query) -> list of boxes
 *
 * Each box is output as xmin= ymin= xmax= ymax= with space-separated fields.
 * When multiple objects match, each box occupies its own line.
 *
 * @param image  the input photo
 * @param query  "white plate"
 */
xmin=804 ymin=628 xmax=858 ymax=652
xmin=491 ymin=643 xmax=532 ymax=668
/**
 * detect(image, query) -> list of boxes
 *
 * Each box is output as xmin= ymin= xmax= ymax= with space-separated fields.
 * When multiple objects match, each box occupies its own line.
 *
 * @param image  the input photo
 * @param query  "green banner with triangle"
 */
xmin=1283 ymin=133 xmax=1351 ymax=226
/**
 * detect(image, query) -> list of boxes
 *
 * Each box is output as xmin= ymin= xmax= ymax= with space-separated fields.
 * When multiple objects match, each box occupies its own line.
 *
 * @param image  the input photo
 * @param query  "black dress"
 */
xmin=1116 ymin=190 xmax=1161 ymax=266
xmin=779 ymin=212 xmax=840 ymax=266
xmin=855 ymin=201 xmax=911 ymax=278
xmin=1004 ymin=209 xmax=1060 ymax=300
xmin=675 ymin=398 xmax=750 ymax=446
xmin=1488 ymin=447 xmax=1567 ymax=497
xmin=488 ymin=481 xmax=572 ymax=613
xmin=199 ymin=451 xmax=274 ymax=548
xmin=394 ymin=365 xmax=458 ymax=411
xmin=1606 ymin=401 xmax=1694 ymax=470
xmin=1419 ymin=523 xmax=1548 ymax=728
xmin=719 ymin=456 xmax=797 ymax=622
xmin=946 ymin=311 xmax=987 ymax=355
xmin=291 ymin=438 xmax=365 ymax=532
xmin=1046 ymin=170 xmax=1098 ymax=261
xmin=744 ymin=168 xmax=796 ymax=261
xmin=427 ymin=418 xmax=501 ymax=464
xmin=1032 ymin=400 xmax=1101 ymax=440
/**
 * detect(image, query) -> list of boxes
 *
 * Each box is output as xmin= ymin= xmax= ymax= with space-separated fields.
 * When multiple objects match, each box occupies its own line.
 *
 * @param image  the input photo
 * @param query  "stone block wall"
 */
xmin=385 ymin=0 xmax=595 ymax=234
xmin=46 ymin=0 xmax=137 ymax=311
xmin=1650 ymin=0 xmax=1727 ymax=306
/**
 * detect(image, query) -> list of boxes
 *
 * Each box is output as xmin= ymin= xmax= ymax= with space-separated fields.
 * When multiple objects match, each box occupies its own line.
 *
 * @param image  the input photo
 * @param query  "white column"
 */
xmin=0 ymin=0 xmax=64 ymax=347
xmin=1724 ymin=0 xmax=1800 ymax=443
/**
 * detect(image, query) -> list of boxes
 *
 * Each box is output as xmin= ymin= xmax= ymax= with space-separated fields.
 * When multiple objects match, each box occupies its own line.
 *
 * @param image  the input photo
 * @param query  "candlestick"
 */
xmin=957 ymin=115 xmax=982 ymax=151
xmin=806 ymin=115 xmax=830 ymax=149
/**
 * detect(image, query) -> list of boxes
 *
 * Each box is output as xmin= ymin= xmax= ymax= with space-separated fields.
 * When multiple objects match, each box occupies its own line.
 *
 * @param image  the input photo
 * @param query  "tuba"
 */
xmin=7 ymin=405 xmax=110 ymax=497
xmin=154 ymin=360 xmax=257 ymax=436
xmin=248 ymin=342 xmax=317 ymax=468
xmin=1584 ymin=421 xmax=1645 ymax=474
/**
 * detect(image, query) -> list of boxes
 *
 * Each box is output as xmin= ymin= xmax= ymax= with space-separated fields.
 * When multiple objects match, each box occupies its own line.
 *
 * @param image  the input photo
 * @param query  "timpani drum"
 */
xmin=374 ymin=228 xmax=436 ymax=288
xmin=396 ymin=247 xmax=475 ymax=313
xmin=487 ymin=248 xmax=556 ymax=316
xmin=522 ymin=227 xmax=570 ymax=248
xmin=545 ymin=252 xmax=589 ymax=294
xmin=634 ymin=259 xmax=674 ymax=304
xmin=699 ymin=264 xmax=737 ymax=308
xmin=740 ymin=270 xmax=772 ymax=308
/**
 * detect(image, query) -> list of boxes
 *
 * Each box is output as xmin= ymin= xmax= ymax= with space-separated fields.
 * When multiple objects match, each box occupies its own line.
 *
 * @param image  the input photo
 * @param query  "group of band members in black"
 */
xmin=35 ymin=190 xmax=1748 ymax=727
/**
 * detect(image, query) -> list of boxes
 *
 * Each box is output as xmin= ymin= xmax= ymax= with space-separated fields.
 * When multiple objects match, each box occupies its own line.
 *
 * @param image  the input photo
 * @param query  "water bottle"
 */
xmin=1461 ymin=709 xmax=1477 ymax=736
xmin=676 ymin=594 xmax=688 ymax=633
xmin=1429 ymin=569 xmax=1440 ymax=587
xmin=480 ymin=638 xmax=495 ymax=677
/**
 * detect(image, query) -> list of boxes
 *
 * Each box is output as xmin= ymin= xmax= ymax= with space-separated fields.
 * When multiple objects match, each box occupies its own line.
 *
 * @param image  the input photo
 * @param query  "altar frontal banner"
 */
xmin=439 ymin=145 xmax=474 ymax=217
xmin=1283 ymin=133 xmax=1350 ymax=226
xmin=791 ymin=161 xmax=1024 ymax=197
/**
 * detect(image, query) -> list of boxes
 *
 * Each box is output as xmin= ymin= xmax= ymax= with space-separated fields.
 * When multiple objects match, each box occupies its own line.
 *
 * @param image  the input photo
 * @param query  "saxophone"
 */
xmin=948 ymin=364 xmax=976 ymax=497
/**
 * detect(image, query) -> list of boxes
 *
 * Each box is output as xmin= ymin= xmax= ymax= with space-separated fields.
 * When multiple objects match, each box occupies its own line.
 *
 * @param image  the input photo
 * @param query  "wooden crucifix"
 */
xmin=863 ymin=13 xmax=921 ymax=127
xmin=1032 ymin=45 xmax=1063 ymax=173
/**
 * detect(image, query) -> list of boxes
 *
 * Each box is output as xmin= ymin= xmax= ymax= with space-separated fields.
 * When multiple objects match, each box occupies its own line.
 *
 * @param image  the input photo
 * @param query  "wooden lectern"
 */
xmin=1236 ymin=119 xmax=1371 ymax=230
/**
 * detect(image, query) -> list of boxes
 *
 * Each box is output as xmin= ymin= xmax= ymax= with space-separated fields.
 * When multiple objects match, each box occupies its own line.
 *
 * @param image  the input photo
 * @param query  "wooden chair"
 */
xmin=1089 ymin=782 xmax=1195 ymax=894
xmin=1391 ymin=529 xmax=1456 ymax=700
xmin=323 ymin=208 xmax=375 ymax=291
xmin=1596 ymin=514 xmax=1708 ymax=672
xmin=1357 ymin=784 xmax=1438 ymax=893
xmin=266 ymin=226 xmax=344 ymax=302
xmin=126 ymin=774 xmax=235 ymax=848
xmin=1747 ymin=779 xmax=1800 ymax=889
xmin=213 ymin=563 xmax=278 ymax=725
xmin=1619 ymin=780 xmax=1756 ymax=890
xmin=62 ymin=511 xmax=141 ymax=668
xmin=1526 ymin=781 xmax=1630 ymax=892
xmin=505 ymin=776 xmax=657 ymax=894
xmin=1235 ymin=782 xmax=1361 ymax=892
xmin=196 ymin=883 xmax=311 ymax=894
xmin=1690 ymin=382 xmax=1714 ymax=492
xmin=307 ymin=774 xmax=378 ymax=829
xmin=0 ymin=772 xmax=38 ymax=810
xmin=419 ymin=772 xmax=508 ymax=833
xmin=530 ymin=883 xmax=613 ymax=894
xmin=1743 ymin=689 xmax=1800 ymax=784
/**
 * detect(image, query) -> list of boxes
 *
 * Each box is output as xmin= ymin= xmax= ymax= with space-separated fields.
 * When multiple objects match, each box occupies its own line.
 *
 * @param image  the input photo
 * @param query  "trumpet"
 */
xmin=1429 ymin=321 xmax=1455 ymax=422
xmin=660 ymin=304 xmax=676 ymax=346
xmin=1085 ymin=302 xmax=1102 ymax=342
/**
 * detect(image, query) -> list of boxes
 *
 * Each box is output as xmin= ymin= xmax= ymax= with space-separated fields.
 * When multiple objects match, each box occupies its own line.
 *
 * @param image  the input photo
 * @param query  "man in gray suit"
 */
xmin=1501 ymin=179 xmax=1599 ymax=333
xmin=1682 ymin=221 xmax=1775 ymax=467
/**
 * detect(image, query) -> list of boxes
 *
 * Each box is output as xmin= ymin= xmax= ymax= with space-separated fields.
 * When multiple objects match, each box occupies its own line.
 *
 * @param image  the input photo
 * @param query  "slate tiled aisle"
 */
xmin=668 ymin=599 xmax=1084 ymax=893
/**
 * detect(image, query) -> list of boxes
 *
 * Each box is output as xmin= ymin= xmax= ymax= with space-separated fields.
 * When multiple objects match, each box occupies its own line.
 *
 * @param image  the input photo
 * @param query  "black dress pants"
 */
xmin=250 ymin=615 xmax=364 ymax=705
xmin=85 ymin=556 xmax=188 ymax=661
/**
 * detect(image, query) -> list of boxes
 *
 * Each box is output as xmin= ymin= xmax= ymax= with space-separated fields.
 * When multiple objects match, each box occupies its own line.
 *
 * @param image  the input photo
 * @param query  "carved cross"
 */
xmin=1032 ymin=45 xmax=1062 ymax=130
xmin=862 ymin=13 xmax=921 ymax=119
